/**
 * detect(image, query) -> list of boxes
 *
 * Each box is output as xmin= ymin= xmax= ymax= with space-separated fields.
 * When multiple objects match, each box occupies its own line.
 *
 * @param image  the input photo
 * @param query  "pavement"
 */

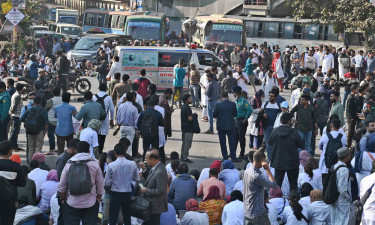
xmin=14 ymin=77 xmax=323 ymax=171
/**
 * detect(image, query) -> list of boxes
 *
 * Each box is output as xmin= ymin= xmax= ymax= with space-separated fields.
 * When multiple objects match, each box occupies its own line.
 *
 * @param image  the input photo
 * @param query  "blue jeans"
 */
xmin=283 ymin=68 xmax=292 ymax=88
xmin=207 ymin=100 xmax=219 ymax=131
xmin=9 ymin=116 xmax=21 ymax=149
xmin=47 ymin=123 xmax=56 ymax=151
xmin=343 ymin=90 xmax=350 ymax=110
xmin=0 ymin=116 xmax=10 ymax=142
xmin=109 ymin=192 xmax=131 ymax=225
xmin=263 ymin=126 xmax=274 ymax=160
xmin=218 ymin=130 xmax=236 ymax=159
xmin=189 ymin=84 xmax=200 ymax=106
xmin=298 ymin=130 xmax=313 ymax=155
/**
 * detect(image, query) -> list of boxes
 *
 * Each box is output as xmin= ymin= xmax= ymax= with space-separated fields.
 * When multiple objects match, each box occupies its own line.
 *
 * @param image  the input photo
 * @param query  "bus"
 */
xmin=193 ymin=15 xmax=246 ymax=48
xmin=124 ymin=11 xmax=167 ymax=44
xmin=45 ymin=4 xmax=67 ymax=23
xmin=83 ymin=9 xmax=134 ymax=34
xmin=227 ymin=16 xmax=368 ymax=50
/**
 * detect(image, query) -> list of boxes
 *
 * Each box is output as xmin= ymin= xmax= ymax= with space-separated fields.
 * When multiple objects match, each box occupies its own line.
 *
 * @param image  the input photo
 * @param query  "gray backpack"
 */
xmin=68 ymin=160 xmax=92 ymax=195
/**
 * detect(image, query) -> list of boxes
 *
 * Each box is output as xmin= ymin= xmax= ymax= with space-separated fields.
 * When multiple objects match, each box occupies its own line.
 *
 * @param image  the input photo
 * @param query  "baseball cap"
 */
xmin=281 ymin=101 xmax=289 ymax=108
xmin=103 ymin=40 xmax=109 ymax=44
xmin=324 ymin=77 xmax=330 ymax=81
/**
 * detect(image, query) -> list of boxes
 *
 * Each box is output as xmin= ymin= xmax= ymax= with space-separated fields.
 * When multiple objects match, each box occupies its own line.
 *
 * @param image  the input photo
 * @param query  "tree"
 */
xmin=287 ymin=0 xmax=375 ymax=36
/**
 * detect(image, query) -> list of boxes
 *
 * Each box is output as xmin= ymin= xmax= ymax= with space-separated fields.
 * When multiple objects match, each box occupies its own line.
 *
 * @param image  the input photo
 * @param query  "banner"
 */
xmin=1 ymin=2 xmax=12 ymax=14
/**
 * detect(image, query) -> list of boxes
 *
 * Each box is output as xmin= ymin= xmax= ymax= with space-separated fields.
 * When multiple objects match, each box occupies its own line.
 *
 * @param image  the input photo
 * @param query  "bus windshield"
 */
xmin=61 ymin=26 xmax=81 ymax=35
xmin=74 ymin=38 xmax=103 ymax=51
xmin=59 ymin=16 xmax=78 ymax=25
xmin=205 ymin=24 xmax=243 ymax=45
xmin=127 ymin=21 xmax=161 ymax=40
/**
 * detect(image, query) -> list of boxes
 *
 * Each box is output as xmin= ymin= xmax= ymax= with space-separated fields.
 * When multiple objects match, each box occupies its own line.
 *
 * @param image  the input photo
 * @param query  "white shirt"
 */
xmin=50 ymin=193 xmax=59 ymax=225
xmin=200 ymin=74 xmax=209 ymax=106
xmin=291 ymin=88 xmax=301 ymax=107
xmin=274 ymin=112 xmax=283 ymax=128
xmin=250 ymin=48 xmax=261 ymax=64
xmin=233 ymin=180 xmax=243 ymax=194
xmin=360 ymin=173 xmax=375 ymax=224
xmin=318 ymin=131 xmax=347 ymax=173
xmin=28 ymin=168 xmax=48 ymax=198
xmin=79 ymin=127 xmax=99 ymax=158
xmin=118 ymin=92 xmax=144 ymax=111
xmin=155 ymin=105 xmax=166 ymax=147
xmin=221 ymin=200 xmax=244 ymax=225
xmin=165 ymin=163 xmax=176 ymax=181
xmin=307 ymin=200 xmax=331 ymax=225
xmin=299 ymin=196 xmax=311 ymax=209
xmin=233 ymin=72 xmax=250 ymax=93
xmin=269 ymin=197 xmax=289 ymax=216
xmin=106 ymin=62 xmax=122 ymax=80
xmin=39 ymin=180 xmax=59 ymax=212
xmin=351 ymin=151 xmax=375 ymax=195
xmin=282 ymin=205 xmax=309 ymax=225
xmin=266 ymin=202 xmax=279 ymax=225
xmin=93 ymin=91 xmax=115 ymax=135
xmin=298 ymin=172 xmax=319 ymax=190
xmin=321 ymin=53 xmax=335 ymax=73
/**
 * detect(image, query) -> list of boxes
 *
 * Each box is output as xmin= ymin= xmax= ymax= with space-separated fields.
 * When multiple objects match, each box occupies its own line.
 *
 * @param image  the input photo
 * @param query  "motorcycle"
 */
xmin=49 ymin=70 xmax=91 ymax=94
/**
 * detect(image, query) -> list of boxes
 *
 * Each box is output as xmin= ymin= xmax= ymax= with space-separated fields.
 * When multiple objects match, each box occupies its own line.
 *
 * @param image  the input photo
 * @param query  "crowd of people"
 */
xmin=0 ymin=39 xmax=374 ymax=225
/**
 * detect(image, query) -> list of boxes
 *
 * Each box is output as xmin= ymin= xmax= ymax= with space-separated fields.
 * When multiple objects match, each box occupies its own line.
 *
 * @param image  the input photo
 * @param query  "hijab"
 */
xmin=222 ymin=160 xmax=234 ymax=170
xmin=251 ymin=89 xmax=265 ymax=109
xmin=270 ymin=187 xmax=283 ymax=199
xmin=10 ymin=154 xmax=21 ymax=165
xmin=299 ymin=150 xmax=309 ymax=168
xmin=186 ymin=198 xmax=200 ymax=211
xmin=271 ymin=52 xmax=281 ymax=72
xmin=203 ymin=185 xmax=221 ymax=202
xmin=32 ymin=152 xmax=46 ymax=163
xmin=88 ymin=119 xmax=101 ymax=133
xmin=209 ymin=160 xmax=222 ymax=172
xmin=46 ymin=169 xmax=58 ymax=182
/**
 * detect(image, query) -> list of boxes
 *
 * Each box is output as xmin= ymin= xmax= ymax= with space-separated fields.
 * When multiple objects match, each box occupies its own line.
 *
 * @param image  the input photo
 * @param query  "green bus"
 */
xmin=124 ymin=11 xmax=167 ymax=44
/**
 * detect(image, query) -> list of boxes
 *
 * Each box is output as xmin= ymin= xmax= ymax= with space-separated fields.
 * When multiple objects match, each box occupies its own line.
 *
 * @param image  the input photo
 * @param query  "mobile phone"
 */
xmin=139 ymin=183 xmax=144 ymax=188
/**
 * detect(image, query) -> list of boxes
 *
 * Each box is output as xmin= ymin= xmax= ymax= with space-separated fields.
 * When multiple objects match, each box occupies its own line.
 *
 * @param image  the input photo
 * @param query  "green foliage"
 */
xmin=287 ymin=0 xmax=375 ymax=35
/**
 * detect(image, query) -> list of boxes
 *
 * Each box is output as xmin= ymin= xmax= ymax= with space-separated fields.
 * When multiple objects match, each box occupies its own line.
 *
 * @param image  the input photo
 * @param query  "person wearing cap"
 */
xmin=189 ymin=63 xmax=200 ymax=107
xmin=330 ymin=147 xmax=354 ymax=225
xmin=338 ymin=48 xmax=350 ymax=79
xmin=273 ymin=101 xmax=289 ymax=128
xmin=101 ymin=40 xmax=112 ymax=61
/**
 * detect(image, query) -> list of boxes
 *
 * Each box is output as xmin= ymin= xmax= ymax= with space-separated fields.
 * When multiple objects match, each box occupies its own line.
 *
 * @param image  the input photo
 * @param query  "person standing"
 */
xmin=290 ymin=94 xmax=319 ymax=155
xmin=93 ymin=84 xmax=115 ymax=154
xmin=106 ymin=56 xmax=122 ymax=81
xmin=0 ymin=81 xmax=10 ymax=142
xmin=213 ymin=92 xmax=238 ymax=162
xmin=245 ymin=55 xmax=257 ymax=93
xmin=20 ymin=96 xmax=48 ymax=163
xmin=330 ymin=147 xmax=354 ymax=225
xmin=261 ymin=69 xmax=278 ymax=100
xmin=141 ymin=149 xmax=168 ymax=225
xmin=133 ymin=69 xmax=150 ymax=99
xmin=354 ymin=50 xmax=365 ymax=80
xmin=9 ymin=83 xmax=24 ymax=151
xmin=240 ymin=47 xmax=249 ymax=68
xmin=108 ymin=72 xmax=120 ymax=99
xmin=250 ymin=44 xmax=261 ymax=68
xmin=159 ymin=88 xmax=173 ymax=141
xmin=230 ymin=47 xmax=240 ymax=68
xmin=58 ymin=141 xmax=104 ymax=225
xmin=261 ymin=47 xmax=272 ymax=70
xmin=204 ymin=73 xmax=220 ymax=134
xmin=0 ymin=140 xmax=26 ymax=225
xmin=269 ymin=113 xmax=304 ymax=192
xmin=291 ymin=48 xmax=302 ymax=73
xmin=172 ymin=59 xmax=186 ymax=108
xmin=272 ymin=52 xmax=285 ymax=91
xmin=180 ymin=94 xmax=194 ymax=163
xmin=233 ymin=66 xmax=249 ymax=94
xmin=346 ymin=85 xmax=359 ymax=148
xmin=243 ymin=151 xmax=278 ymax=225
xmin=104 ymin=142 xmax=140 ymax=225
xmin=189 ymin=63 xmax=200 ymax=107
xmin=233 ymin=86 xmax=252 ymax=160
xmin=221 ymin=70 xmax=237 ymax=98
xmin=329 ymin=91 xmax=345 ymax=128
xmin=282 ymin=48 xmax=292 ymax=88
xmin=112 ymin=74 xmax=131 ymax=107
xmin=54 ymin=51 xmax=70 ymax=93
xmin=322 ymin=48 xmax=335 ymax=74
xmin=75 ymin=91 xmax=106 ymax=129
xmin=116 ymin=92 xmax=138 ymax=155
xmin=96 ymin=50 xmax=109 ymax=86
xmin=45 ymin=87 xmax=62 ymax=155
xmin=200 ymin=68 xmax=210 ymax=122
xmin=338 ymin=49 xmax=350 ymax=79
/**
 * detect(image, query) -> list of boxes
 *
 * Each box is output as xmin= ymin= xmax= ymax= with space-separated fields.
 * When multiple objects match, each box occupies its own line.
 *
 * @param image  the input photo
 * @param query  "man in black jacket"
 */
xmin=269 ymin=113 xmax=303 ymax=192
xmin=55 ymin=51 xmax=70 ymax=93
xmin=346 ymin=84 xmax=359 ymax=147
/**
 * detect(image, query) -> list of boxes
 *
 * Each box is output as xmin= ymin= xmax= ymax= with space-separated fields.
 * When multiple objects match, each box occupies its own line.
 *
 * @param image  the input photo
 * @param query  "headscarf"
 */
xmin=32 ymin=152 xmax=46 ymax=163
xmin=10 ymin=154 xmax=21 ymax=165
xmin=270 ymin=187 xmax=283 ymax=199
xmin=186 ymin=198 xmax=200 ymax=211
xmin=310 ymin=190 xmax=323 ymax=203
xmin=251 ymin=89 xmax=265 ymax=109
xmin=222 ymin=160 xmax=234 ymax=170
xmin=46 ymin=169 xmax=58 ymax=182
xmin=209 ymin=160 xmax=222 ymax=172
xmin=299 ymin=150 xmax=309 ymax=168
xmin=271 ymin=52 xmax=280 ymax=72
xmin=88 ymin=119 xmax=101 ymax=133
xmin=203 ymin=185 xmax=221 ymax=202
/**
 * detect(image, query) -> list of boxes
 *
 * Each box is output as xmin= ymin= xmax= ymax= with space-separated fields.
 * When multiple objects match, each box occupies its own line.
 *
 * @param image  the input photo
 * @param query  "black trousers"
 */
xmin=98 ymin=134 xmax=106 ymax=155
xmin=0 ymin=199 xmax=17 ymax=225
xmin=62 ymin=202 xmax=99 ymax=225
xmin=143 ymin=214 xmax=161 ymax=225
xmin=109 ymin=192 xmax=131 ymax=225
xmin=132 ymin=132 xmax=139 ymax=157
xmin=234 ymin=118 xmax=248 ymax=157
xmin=347 ymin=117 xmax=356 ymax=147
xmin=142 ymin=138 xmax=159 ymax=160
xmin=274 ymin=168 xmax=299 ymax=192
xmin=159 ymin=145 xmax=166 ymax=164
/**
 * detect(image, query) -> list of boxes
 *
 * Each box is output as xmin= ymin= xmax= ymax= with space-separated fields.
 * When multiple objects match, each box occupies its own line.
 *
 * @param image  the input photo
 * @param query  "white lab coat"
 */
xmin=93 ymin=91 xmax=115 ymax=135
xmin=322 ymin=54 xmax=335 ymax=73
xmin=106 ymin=61 xmax=122 ymax=80
xmin=261 ymin=75 xmax=278 ymax=99
xmin=275 ymin=58 xmax=284 ymax=78
xmin=360 ymin=173 xmax=375 ymax=225
xmin=200 ymin=73 xmax=208 ymax=106
xmin=307 ymin=200 xmax=331 ymax=225
xmin=155 ymin=105 xmax=166 ymax=147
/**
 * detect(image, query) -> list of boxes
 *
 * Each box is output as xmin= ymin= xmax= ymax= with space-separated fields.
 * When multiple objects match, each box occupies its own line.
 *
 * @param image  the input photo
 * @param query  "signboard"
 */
xmin=11 ymin=0 xmax=25 ymax=9
xmin=136 ymin=0 xmax=143 ymax=11
xmin=5 ymin=8 xmax=25 ymax=26
xmin=122 ymin=51 xmax=158 ymax=67
xmin=212 ymin=24 xmax=243 ymax=31
xmin=0 ymin=19 xmax=23 ymax=34
xmin=1 ymin=2 xmax=12 ymax=14
xmin=128 ymin=21 xmax=160 ymax=28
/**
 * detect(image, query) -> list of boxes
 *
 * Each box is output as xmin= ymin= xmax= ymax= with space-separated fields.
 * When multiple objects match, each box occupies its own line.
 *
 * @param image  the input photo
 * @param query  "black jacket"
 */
xmin=269 ymin=125 xmax=304 ymax=170
xmin=346 ymin=94 xmax=357 ymax=118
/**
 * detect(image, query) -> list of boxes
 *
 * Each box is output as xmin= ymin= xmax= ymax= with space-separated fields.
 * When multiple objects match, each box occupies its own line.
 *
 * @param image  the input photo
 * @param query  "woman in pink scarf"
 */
xmin=38 ymin=170 xmax=59 ymax=212
xmin=179 ymin=199 xmax=209 ymax=224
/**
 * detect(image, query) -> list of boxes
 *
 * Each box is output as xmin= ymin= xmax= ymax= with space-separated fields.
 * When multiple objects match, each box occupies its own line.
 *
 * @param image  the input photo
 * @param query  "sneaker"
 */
xmin=182 ymin=158 xmax=193 ymax=163
xmin=204 ymin=130 xmax=214 ymax=134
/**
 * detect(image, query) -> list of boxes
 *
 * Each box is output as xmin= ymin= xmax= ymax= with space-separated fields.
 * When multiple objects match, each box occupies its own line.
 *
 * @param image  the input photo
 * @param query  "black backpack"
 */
xmin=323 ymin=165 xmax=347 ymax=204
xmin=140 ymin=111 xmax=157 ymax=140
xmin=324 ymin=133 xmax=343 ymax=169
xmin=25 ymin=107 xmax=43 ymax=135
xmin=0 ymin=176 xmax=16 ymax=210
xmin=68 ymin=160 xmax=92 ymax=196
xmin=95 ymin=94 xmax=108 ymax=120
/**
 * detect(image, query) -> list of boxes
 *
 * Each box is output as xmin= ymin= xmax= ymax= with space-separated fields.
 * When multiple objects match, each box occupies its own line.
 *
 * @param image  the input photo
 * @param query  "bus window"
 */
xmin=327 ymin=25 xmax=338 ymax=41
xmin=92 ymin=13 xmax=98 ymax=26
xmin=84 ymin=13 xmax=93 ymax=26
xmin=264 ymin=22 xmax=279 ymax=38
xmin=98 ymin=14 xmax=109 ymax=27
xmin=284 ymin=23 xmax=294 ymax=39
xmin=111 ymin=15 xmax=119 ymax=28
xmin=118 ymin=16 xmax=126 ymax=29
xmin=197 ymin=53 xmax=221 ymax=67
xmin=294 ymin=24 xmax=303 ymax=39
xmin=158 ymin=52 xmax=190 ymax=67
xmin=304 ymin=25 xmax=319 ymax=40
xmin=245 ymin=21 xmax=255 ymax=37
